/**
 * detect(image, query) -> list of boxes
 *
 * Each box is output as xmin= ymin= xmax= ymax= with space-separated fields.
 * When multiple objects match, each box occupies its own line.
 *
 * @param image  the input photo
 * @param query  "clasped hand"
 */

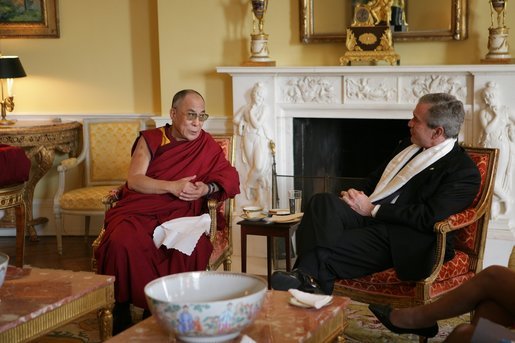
xmin=174 ymin=175 xmax=209 ymax=201
xmin=340 ymin=188 xmax=374 ymax=216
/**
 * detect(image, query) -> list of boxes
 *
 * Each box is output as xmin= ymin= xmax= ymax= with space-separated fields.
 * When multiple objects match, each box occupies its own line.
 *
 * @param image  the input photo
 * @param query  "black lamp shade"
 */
xmin=0 ymin=56 xmax=27 ymax=79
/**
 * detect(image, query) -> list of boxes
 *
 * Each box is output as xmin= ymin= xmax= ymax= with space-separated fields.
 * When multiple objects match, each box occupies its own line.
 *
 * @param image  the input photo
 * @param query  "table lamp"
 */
xmin=0 ymin=56 xmax=27 ymax=126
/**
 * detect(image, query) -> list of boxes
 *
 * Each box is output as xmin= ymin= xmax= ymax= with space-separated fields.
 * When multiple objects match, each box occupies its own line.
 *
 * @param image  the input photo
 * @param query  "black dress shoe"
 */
xmin=368 ymin=304 xmax=439 ymax=338
xmin=271 ymin=269 xmax=326 ymax=294
xmin=112 ymin=302 xmax=132 ymax=335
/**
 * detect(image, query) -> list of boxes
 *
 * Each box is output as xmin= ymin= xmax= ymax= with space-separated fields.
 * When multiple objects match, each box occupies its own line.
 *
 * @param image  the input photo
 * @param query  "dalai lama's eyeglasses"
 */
xmin=176 ymin=110 xmax=209 ymax=122
xmin=173 ymin=107 xmax=210 ymax=122
xmin=185 ymin=111 xmax=209 ymax=121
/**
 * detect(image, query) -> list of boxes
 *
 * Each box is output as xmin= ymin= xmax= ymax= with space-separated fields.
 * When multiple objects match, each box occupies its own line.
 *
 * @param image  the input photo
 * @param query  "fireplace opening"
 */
xmin=287 ymin=118 xmax=410 ymax=206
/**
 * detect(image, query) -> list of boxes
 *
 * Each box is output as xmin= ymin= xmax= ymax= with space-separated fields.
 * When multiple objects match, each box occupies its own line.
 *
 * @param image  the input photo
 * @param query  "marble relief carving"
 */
xmin=403 ymin=75 xmax=467 ymax=103
xmin=283 ymin=77 xmax=336 ymax=103
xmin=233 ymin=82 xmax=273 ymax=208
xmin=345 ymin=77 xmax=397 ymax=102
xmin=478 ymin=81 xmax=515 ymax=220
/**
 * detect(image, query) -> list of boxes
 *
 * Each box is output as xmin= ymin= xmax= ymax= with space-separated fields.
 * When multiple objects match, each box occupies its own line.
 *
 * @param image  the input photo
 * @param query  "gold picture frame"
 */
xmin=0 ymin=0 xmax=59 ymax=38
xmin=300 ymin=0 xmax=468 ymax=43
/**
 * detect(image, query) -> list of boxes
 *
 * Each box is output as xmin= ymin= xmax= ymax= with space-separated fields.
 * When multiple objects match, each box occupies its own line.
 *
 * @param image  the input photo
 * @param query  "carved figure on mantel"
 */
xmin=284 ymin=77 xmax=335 ymax=103
xmin=368 ymin=0 xmax=393 ymax=25
xmin=234 ymin=82 xmax=272 ymax=208
xmin=478 ymin=81 xmax=515 ymax=218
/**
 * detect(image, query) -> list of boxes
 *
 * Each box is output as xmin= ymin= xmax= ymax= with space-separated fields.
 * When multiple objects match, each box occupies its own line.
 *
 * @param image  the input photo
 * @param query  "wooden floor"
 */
xmin=0 ymin=235 xmax=94 ymax=272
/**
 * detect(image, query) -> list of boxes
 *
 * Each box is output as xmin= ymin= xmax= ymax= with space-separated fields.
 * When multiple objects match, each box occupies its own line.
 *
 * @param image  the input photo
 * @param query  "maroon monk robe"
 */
xmin=95 ymin=126 xmax=240 ymax=309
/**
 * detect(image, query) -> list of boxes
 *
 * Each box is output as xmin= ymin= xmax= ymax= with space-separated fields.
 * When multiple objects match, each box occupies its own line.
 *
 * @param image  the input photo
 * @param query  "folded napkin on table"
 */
xmin=264 ymin=212 xmax=304 ymax=223
xmin=153 ymin=213 xmax=211 ymax=256
xmin=288 ymin=289 xmax=333 ymax=309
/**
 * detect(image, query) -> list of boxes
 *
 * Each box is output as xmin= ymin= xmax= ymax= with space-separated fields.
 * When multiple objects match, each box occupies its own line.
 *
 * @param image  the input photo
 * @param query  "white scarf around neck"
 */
xmin=369 ymin=138 xmax=456 ymax=203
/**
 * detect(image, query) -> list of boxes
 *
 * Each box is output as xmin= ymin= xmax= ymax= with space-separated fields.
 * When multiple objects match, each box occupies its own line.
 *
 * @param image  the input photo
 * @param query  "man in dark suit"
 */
xmin=271 ymin=93 xmax=481 ymax=295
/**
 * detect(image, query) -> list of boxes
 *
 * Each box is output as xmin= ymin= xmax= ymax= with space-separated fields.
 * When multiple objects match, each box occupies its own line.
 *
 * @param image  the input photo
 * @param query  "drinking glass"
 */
xmin=288 ymin=190 xmax=302 ymax=214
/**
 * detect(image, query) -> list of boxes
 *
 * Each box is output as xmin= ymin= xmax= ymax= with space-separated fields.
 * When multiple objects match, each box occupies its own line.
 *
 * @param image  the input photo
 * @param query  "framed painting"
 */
xmin=0 ymin=0 xmax=59 ymax=38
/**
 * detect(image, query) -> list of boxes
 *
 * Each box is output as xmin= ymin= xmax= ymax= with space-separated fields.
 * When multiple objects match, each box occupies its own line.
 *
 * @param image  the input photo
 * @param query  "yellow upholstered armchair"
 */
xmin=91 ymin=134 xmax=235 ymax=273
xmin=333 ymin=146 xmax=499 ymax=308
xmin=53 ymin=118 xmax=151 ymax=254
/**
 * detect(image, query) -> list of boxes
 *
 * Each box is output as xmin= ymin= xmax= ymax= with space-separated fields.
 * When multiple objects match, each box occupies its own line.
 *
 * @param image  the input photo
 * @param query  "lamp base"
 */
xmin=0 ymin=118 xmax=16 ymax=126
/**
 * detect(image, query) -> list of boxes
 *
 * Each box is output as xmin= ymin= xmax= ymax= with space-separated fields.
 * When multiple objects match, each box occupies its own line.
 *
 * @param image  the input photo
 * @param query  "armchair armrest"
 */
xmin=53 ymin=152 xmax=88 ymax=212
xmin=208 ymin=198 xmax=219 ymax=244
xmin=102 ymin=186 xmax=123 ymax=211
xmin=434 ymin=208 xmax=478 ymax=234
xmin=423 ymin=206 xmax=483 ymax=284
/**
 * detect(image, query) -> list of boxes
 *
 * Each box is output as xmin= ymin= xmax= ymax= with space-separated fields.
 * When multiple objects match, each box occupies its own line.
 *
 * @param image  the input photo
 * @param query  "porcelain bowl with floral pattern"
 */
xmin=144 ymin=271 xmax=267 ymax=342
xmin=0 ymin=252 xmax=9 ymax=288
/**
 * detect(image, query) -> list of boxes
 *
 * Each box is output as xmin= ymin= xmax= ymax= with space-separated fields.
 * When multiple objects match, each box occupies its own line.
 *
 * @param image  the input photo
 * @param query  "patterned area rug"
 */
xmin=344 ymin=301 xmax=469 ymax=343
xmin=34 ymin=301 xmax=469 ymax=342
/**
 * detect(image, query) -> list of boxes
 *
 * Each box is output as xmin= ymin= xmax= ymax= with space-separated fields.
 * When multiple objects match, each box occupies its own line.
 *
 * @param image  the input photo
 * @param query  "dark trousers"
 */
xmin=294 ymin=193 xmax=393 ymax=294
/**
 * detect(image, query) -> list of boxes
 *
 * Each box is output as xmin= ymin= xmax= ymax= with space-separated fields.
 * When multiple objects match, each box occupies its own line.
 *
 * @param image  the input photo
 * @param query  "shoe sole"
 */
xmin=270 ymin=272 xmax=302 ymax=291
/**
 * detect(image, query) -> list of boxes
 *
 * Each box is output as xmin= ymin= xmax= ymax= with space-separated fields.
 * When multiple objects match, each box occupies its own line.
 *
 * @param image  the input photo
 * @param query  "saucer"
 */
xmin=240 ymin=213 xmax=267 ymax=222
xmin=269 ymin=208 xmax=290 ymax=215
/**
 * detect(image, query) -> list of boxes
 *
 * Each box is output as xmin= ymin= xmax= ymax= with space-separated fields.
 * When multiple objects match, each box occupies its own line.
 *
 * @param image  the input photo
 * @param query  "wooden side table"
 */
xmin=238 ymin=219 xmax=299 ymax=288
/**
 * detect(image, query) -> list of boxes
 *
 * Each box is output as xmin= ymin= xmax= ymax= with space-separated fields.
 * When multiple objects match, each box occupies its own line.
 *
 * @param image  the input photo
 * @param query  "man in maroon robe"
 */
xmin=95 ymin=89 xmax=240 ymax=333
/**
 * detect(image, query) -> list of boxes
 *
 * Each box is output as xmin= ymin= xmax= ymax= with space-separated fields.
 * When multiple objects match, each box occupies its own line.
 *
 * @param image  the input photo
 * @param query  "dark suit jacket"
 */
xmin=363 ymin=138 xmax=481 ymax=280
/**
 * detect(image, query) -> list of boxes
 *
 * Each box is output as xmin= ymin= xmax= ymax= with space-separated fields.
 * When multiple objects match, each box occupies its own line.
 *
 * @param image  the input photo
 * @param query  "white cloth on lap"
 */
xmin=153 ymin=213 xmax=211 ymax=256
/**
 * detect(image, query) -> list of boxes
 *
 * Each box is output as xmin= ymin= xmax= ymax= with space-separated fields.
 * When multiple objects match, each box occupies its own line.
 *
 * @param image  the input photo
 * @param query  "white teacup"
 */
xmin=243 ymin=206 xmax=263 ymax=218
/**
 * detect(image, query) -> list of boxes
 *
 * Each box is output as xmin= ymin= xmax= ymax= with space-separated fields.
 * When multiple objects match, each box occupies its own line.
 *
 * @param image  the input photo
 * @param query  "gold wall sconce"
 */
xmin=0 ymin=56 xmax=27 ymax=126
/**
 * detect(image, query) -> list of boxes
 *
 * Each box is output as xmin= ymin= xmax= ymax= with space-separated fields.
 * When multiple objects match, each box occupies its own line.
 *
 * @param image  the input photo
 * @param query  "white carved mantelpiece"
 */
xmin=217 ymin=65 xmax=515 ymax=245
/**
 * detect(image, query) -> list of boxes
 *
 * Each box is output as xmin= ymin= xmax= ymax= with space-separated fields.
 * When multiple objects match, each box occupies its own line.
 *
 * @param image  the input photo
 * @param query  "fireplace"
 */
xmin=294 ymin=118 xmax=409 ymax=178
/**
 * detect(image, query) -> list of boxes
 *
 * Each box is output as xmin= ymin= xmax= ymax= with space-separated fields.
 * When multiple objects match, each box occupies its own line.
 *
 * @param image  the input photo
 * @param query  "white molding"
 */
xmin=217 ymin=64 xmax=515 ymax=75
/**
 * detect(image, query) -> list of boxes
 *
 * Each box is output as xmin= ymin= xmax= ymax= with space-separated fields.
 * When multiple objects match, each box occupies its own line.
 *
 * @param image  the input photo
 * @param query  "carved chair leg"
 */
xmin=223 ymin=257 xmax=232 ymax=271
xmin=98 ymin=306 xmax=113 ymax=341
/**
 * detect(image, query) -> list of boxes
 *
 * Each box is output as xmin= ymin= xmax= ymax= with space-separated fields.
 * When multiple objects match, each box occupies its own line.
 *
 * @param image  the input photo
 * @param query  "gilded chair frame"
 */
xmin=332 ymin=146 xmax=499 ymax=308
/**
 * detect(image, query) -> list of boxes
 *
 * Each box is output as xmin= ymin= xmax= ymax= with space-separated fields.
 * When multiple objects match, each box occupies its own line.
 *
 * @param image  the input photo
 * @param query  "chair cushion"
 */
xmin=60 ymin=185 xmax=123 ymax=211
xmin=334 ymin=250 xmax=471 ymax=298
xmin=0 ymin=144 xmax=30 ymax=187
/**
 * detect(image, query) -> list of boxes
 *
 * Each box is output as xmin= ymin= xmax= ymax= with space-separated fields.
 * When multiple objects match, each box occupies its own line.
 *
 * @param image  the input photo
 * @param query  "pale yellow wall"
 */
xmin=0 ymin=0 xmax=513 ymax=202
xmin=0 ymin=0 xmax=511 ymax=118
xmin=0 ymin=0 xmax=160 ymax=115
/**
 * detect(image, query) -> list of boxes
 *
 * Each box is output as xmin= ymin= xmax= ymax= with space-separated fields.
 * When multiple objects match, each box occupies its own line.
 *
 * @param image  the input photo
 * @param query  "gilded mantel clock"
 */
xmin=340 ymin=1 xmax=400 ymax=66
